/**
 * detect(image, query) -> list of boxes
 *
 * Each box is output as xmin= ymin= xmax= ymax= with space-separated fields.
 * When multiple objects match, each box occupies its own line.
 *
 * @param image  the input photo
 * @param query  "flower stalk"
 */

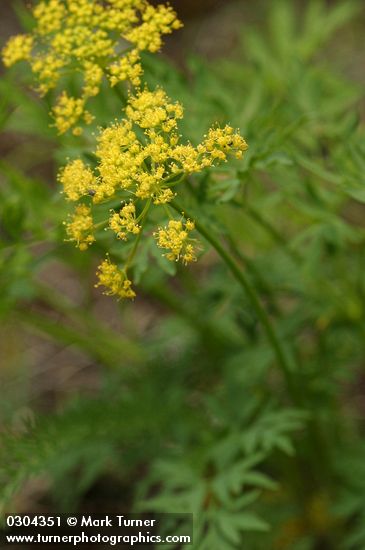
xmin=170 ymin=200 xmax=298 ymax=399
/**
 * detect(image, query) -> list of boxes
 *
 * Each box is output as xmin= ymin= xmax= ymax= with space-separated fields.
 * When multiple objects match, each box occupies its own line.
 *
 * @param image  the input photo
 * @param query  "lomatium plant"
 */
xmin=2 ymin=0 xmax=182 ymax=134
xmin=3 ymin=0 xmax=247 ymax=301
xmin=60 ymin=87 xmax=247 ymax=298
xmin=2 ymin=1 xmax=365 ymax=549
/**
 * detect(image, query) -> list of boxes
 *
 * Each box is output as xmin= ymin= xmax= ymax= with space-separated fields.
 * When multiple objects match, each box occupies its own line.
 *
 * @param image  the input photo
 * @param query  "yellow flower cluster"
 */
xmin=109 ymin=202 xmax=141 ymax=241
xmin=59 ymin=159 xmax=96 ymax=201
xmin=60 ymin=87 xmax=248 ymax=206
xmin=199 ymin=126 xmax=249 ymax=161
xmin=2 ymin=35 xmax=34 ymax=67
xmin=96 ymin=259 xmax=136 ymax=300
xmin=59 ymin=86 xmax=248 ymax=298
xmin=2 ymin=0 xmax=182 ymax=134
xmin=124 ymin=5 xmax=181 ymax=53
xmin=155 ymin=220 xmax=197 ymax=264
xmin=126 ymin=88 xmax=184 ymax=131
xmin=3 ymin=1 xmax=249 ymax=300
xmin=64 ymin=204 xmax=95 ymax=250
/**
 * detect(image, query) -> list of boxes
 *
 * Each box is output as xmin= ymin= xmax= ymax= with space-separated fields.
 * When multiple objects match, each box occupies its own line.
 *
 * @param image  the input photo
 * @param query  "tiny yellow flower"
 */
xmin=109 ymin=49 xmax=143 ymax=88
xmin=64 ymin=204 xmax=95 ymax=250
xmin=83 ymin=61 xmax=104 ymax=97
xmin=96 ymin=259 xmax=136 ymax=299
xmin=52 ymin=92 xmax=91 ymax=135
xmin=109 ymin=202 xmax=141 ymax=240
xmin=197 ymin=125 xmax=249 ymax=163
xmin=58 ymin=159 xmax=97 ymax=201
xmin=126 ymin=88 xmax=183 ymax=130
xmin=155 ymin=219 xmax=197 ymax=264
xmin=125 ymin=4 xmax=182 ymax=53
xmin=2 ymin=35 xmax=34 ymax=67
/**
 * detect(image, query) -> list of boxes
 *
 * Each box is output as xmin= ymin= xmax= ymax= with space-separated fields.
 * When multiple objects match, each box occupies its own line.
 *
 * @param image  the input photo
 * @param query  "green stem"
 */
xmin=125 ymin=199 xmax=151 ymax=270
xmin=171 ymin=200 xmax=298 ymax=400
xmin=112 ymin=82 xmax=127 ymax=104
xmin=93 ymin=219 xmax=108 ymax=230
xmin=225 ymin=232 xmax=280 ymax=315
xmin=1 ymin=236 xmax=57 ymax=253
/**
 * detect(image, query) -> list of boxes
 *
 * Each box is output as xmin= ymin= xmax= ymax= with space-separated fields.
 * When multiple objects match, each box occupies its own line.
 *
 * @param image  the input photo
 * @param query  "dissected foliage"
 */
xmin=0 ymin=1 xmax=365 ymax=549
